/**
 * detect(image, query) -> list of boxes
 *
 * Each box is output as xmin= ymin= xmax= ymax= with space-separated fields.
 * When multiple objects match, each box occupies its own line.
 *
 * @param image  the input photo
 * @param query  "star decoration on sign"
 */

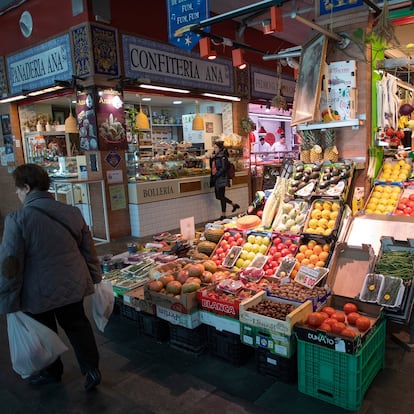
xmin=184 ymin=34 xmax=192 ymax=46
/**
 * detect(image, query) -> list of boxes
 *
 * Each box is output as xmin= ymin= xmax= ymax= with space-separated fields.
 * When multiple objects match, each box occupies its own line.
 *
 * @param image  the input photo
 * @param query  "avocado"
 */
xmin=310 ymin=172 xmax=320 ymax=180
xmin=295 ymin=164 xmax=304 ymax=172
xmin=294 ymin=172 xmax=303 ymax=180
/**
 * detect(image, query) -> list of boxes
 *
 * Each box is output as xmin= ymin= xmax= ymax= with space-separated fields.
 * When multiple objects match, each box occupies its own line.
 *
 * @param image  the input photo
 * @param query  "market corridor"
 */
xmin=0 ymin=236 xmax=413 ymax=414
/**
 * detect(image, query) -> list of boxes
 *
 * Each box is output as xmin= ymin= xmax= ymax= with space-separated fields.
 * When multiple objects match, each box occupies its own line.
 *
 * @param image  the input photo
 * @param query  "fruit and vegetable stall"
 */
xmin=101 ymin=157 xmax=414 ymax=411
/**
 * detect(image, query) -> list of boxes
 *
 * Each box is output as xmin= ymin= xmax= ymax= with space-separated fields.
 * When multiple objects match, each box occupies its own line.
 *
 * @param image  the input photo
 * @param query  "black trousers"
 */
xmin=215 ymin=186 xmax=232 ymax=213
xmin=25 ymin=300 xmax=99 ymax=377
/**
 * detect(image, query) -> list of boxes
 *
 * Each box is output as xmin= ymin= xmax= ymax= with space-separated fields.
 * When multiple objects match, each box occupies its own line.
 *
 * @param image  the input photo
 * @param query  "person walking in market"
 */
xmin=0 ymin=163 xmax=102 ymax=391
xmin=210 ymin=141 xmax=239 ymax=220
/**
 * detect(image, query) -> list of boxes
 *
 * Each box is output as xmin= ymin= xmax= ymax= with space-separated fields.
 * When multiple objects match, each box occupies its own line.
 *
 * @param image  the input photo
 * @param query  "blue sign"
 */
xmin=166 ymin=0 xmax=209 ymax=51
xmin=319 ymin=0 xmax=364 ymax=16
xmin=6 ymin=34 xmax=73 ymax=95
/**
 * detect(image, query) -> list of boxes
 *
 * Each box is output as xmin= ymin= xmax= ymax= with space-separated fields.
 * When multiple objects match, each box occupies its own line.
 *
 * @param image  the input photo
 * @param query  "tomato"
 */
xmin=346 ymin=312 xmax=361 ymax=325
xmin=409 ymin=194 xmax=414 ymax=202
xmin=408 ymin=200 xmax=414 ymax=208
xmin=276 ymin=243 xmax=286 ymax=252
xmin=319 ymin=322 xmax=332 ymax=332
xmin=331 ymin=322 xmax=347 ymax=334
xmin=284 ymin=239 xmax=293 ymax=246
xmin=289 ymin=244 xmax=298 ymax=254
xmin=281 ymin=248 xmax=290 ymax=257
xmin=343 ymin=302 xmax=358 ymax=315
xmin=307 ymin=312 xmax=324 ymax=327
xmin=273 ymin=237 xmax=282 ymax=246
xmin=319 ymin=312 xmax=329 ymax=321
xmin=341 ymin=328 xmax=357 ymax=337
xmin=404 ymin=207 xmax=413 ymax=215
xmin=321 ymin=306 xmax=336 ymax=317
xmin=331 ymin=312 xmax=346 ymax=323
xmin=356 ymin=316 xmax=371 ymax=332
xmin=324 ymin=318 xmax=337 ymax=326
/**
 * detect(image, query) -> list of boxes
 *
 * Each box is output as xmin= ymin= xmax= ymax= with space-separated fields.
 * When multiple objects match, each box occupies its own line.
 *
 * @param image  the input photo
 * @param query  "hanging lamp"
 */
xmin=65 ymin=99 xmax=78 ymax=133
xmin=192 ymin=100 xmax=204 ymax=131
xmin=135 ymin=95 xmax=150 ymax=130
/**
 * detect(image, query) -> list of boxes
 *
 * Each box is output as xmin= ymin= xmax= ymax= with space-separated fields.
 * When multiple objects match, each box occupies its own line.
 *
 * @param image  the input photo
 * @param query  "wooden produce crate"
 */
xmin=239 ymin=291 xmax=313 ymax=336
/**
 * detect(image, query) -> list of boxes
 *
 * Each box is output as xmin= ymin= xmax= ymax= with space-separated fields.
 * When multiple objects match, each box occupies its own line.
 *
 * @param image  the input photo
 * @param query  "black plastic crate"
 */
xmin=137 ymin=312 xmax=170 ymax=342
xmin=113 ymin=296 xmax=123 ymax=315
xmin=207 ymin=326 xmax=253 ymax=366
xmin=255 ymin=348 xmax=297 ymax=383
xmin=120 ymin=302 xmax=140 ymax=322
xmin=169 ymin=324 xmax=207 ymax=354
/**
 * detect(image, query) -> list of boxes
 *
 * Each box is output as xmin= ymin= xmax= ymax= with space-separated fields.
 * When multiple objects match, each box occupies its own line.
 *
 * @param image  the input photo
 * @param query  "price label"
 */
xmin=294 ymin=265 xmax=320 ymax=289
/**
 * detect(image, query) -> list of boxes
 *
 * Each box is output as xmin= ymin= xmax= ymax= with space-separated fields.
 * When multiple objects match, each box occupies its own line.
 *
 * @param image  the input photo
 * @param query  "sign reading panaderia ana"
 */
xmin=251 ymin=68 xmax=296 ymax=102
xmin=6 ymin=34 xmax=73 ymax=95
xmin=122 ymin=35 xmax=232 ymax=93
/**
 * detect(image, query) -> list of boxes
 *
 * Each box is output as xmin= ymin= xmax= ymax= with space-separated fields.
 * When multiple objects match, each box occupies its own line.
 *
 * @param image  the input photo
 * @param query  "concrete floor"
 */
xmin=0 ymin=235 xmax=413 ymax=413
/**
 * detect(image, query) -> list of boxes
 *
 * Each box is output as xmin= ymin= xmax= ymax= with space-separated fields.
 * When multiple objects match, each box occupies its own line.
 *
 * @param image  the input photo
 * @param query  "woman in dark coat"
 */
xmin=210 ymin=141 xmax=239 ymax=219
xmin=0 ymin=164 xmax=102 ymax=391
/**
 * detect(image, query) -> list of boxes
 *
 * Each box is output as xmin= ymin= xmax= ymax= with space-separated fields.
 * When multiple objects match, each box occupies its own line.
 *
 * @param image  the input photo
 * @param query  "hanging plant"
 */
xmin=240 ymin=117 xmax=256 ymax=133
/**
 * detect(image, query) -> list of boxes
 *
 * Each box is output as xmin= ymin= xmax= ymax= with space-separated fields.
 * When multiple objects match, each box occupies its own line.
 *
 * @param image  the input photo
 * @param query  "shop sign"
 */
xmin=166 ymin=0 xmax=209 ymax=51
xmin=96 ymin=88 xmax=127 ymax=150
xmin=137 ymin=180 xmax=180 ymax=203
xmin=317 ymin=0 xmax=364 ymax=18
xmin=6 ymin=34 xmax=73 ymax=95
xmin=122 ymin=35 xmax=232 ymax=93
xmin=251 ymin=67 xmax=295 ymax=102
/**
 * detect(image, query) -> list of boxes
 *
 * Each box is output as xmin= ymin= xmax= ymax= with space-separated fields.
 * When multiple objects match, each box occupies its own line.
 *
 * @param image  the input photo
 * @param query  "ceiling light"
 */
xmin=202 ymin=93 xmax=241 ymax=102
xmin=142 ymin=97 xmax=151 ymax=101
xmin=199 ymin=37 xmax=217 ymax=60
xmin=262 ymin=19 xmax=274 ymax=35
xmin=173 ymin=100 xmax=182 ymax=104
xmin=27 ymin=85 xmax=66 ymax=96
xmin=0 ymin=94 xmax=27 ymax=103
xmin=232 ymin=48 xmax=247 ymax=70
xmin=139 ymin=84 xmax=190 ymax=94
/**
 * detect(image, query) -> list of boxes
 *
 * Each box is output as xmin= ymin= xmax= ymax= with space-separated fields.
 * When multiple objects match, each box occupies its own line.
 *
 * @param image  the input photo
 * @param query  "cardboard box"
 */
xmin=196 ymin=285 xmax=255 ymax=319
xmin=241 ymin=323 xmax=296 ymax=358
xmin=239 ymin=291 xmax=313 ymax=336
xmin=144 ymin=284 xmax=198 ymax=314
xmin=123 ymin=286 xmax=156 ymax=315
xmin=199 ymin=310 xmax=240 ymax=335
xmin=156 ymin=305 xmax=201 ymax=329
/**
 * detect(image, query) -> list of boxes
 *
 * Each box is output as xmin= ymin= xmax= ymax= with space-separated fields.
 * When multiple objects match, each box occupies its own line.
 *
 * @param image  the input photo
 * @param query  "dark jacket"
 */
xmin=0 ymin=190 xmax=101 ymax=314
xmin=210 ymin=148 xmax=230 ymax=189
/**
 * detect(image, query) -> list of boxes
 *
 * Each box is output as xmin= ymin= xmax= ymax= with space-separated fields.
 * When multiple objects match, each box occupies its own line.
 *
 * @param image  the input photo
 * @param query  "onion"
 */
xmin=399 ymin=103 xmax=414 ymax=115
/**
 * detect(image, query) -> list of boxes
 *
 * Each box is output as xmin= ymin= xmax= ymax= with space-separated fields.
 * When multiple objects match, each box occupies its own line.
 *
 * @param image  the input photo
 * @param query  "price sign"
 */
xmin=295 ymin=265 xmax=321 ymax=289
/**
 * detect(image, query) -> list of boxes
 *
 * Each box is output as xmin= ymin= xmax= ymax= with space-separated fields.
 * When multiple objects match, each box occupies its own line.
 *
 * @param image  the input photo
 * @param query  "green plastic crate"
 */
xmin=297 ymin=318 xmax=386 ymax=411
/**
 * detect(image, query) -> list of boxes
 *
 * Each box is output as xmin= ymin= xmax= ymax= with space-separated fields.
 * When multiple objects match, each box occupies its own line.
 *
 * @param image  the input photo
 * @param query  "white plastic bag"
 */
xmin=92 ymin=280 xmax=114 ymax=332
xmin=6 ymin=311 xmax=68 ymax=379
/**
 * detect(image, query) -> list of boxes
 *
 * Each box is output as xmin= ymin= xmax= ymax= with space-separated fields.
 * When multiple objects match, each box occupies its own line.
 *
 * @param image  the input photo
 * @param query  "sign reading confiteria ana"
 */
xmin=122 ymin=34 xmax=233 ymax=93
xmin=6 ymin=34 xmax=73 ymax=95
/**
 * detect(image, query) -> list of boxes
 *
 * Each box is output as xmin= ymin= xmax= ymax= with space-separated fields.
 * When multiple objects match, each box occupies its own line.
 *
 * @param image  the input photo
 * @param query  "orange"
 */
xmin=315 ymin=260 xmax=325 ymax=267
xmin=299 ymin=244 xmax=308 ymax=253
xmin=309 ymin=254 xmax=319 ymax=264
xmin=319 ymin=251 xmax=329 ymax=261
xmin=301 ymin=258 xmax=311 ymax=266
xmin=307 ymin=240 xmax=317 ymax=249
xmin=322 ymin=243 xmax=330 ymax=252
xmin=305 ymin=249 xmax=314 ymax=258
xmin=312 ymin=245 xmax=323 ymax=255
xmin=295 ymin=252 xmax=305 ymax=262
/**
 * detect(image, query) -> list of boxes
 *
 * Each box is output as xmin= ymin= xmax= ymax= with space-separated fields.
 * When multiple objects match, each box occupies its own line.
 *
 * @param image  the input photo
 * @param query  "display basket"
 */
xmin=301 ymin=198 xmax=343 ymax=241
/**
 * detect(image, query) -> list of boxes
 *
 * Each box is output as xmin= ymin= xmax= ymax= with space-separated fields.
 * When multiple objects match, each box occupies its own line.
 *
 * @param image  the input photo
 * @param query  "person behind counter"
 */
xmin=253 ymin=137 xmax=272 ymax=159
xmin=0 ymin=163 xmax=102 ymax=391
xmin=210 ymin=141 xmax=239 ymax=220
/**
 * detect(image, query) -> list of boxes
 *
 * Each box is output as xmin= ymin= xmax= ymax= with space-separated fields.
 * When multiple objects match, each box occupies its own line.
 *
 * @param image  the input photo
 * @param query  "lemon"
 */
xmin=331 ymin=202 xmax=341 ymax=211
xmin=330 ymin=210 xmax=339 ymax=220
xmin=313 ymin=202 xmax=323 ymax=211
xmin=311 ymin=209 xmax=322 ymax=220
xmin=365 ymin=208 xmax=374 ymax=214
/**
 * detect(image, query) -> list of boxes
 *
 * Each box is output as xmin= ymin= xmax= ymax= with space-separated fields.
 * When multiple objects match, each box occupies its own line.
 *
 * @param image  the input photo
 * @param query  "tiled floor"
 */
xmin=0 ymin=235 xmax=413 ymax=413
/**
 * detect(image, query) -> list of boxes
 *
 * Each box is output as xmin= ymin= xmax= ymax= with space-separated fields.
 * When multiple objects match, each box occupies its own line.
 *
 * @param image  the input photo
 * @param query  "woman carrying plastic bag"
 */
xmin=7 ymin=311 xmax=68 ymax=379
